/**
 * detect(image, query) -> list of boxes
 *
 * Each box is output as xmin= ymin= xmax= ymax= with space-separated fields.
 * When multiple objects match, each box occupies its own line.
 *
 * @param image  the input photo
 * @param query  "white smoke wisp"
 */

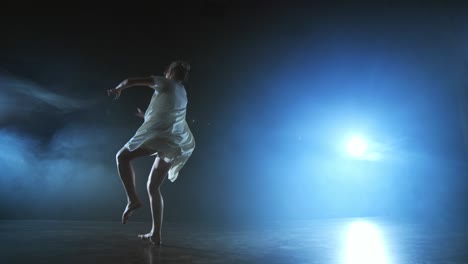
xmin=0 ymin=72 xmax=99 ymax=121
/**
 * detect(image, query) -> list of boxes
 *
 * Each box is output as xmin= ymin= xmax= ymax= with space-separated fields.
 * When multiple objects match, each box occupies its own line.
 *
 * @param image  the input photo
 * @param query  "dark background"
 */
xmin=1 ymin=1 xmax=468 ymax=226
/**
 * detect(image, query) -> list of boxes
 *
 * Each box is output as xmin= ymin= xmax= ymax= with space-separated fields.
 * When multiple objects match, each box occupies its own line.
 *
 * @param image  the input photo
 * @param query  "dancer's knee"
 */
xmin=116 ymin=148 xmax=130 ymax=163
xmin=146 ymin=180 xmax=161 ymax=195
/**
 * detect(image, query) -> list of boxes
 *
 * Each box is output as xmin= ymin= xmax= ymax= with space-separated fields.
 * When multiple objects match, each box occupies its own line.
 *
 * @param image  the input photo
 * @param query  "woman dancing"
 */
xmin=107 ymin=60 xmax=195 ymax=245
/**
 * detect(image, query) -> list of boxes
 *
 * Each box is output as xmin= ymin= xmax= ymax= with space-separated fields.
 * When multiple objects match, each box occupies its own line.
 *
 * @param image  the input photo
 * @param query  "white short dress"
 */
xmin=124 ymin=75 xmax=195 ymax=182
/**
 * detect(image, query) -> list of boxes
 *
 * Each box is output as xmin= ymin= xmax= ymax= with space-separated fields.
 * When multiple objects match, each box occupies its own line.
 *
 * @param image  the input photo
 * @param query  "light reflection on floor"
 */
xmin=1 ymin=217 xmax=467 ymax=263
xmin=342 ymin=220 xmax=390 ymax=264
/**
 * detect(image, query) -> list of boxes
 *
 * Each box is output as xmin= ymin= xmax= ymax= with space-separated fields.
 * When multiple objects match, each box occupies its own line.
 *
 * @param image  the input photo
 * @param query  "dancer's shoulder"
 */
xmin=149 ymin=75 xmax=172 ymax=92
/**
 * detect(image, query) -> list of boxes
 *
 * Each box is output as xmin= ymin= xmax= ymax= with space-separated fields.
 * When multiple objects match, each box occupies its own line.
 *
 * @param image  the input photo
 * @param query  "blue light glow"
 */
xmin=346 ymin=135 xmax=368 ymax=158
xmin=343 ymin=133 xmax=384 ymax=161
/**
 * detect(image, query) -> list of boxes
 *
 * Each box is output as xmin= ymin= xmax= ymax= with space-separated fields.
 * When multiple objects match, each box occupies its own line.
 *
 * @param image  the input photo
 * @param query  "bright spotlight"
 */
xmin=346 ymin=135 xmax=368 ymax=158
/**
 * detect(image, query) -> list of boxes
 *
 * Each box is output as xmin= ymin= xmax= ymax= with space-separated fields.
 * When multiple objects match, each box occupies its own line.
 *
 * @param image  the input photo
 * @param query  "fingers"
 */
xmin=135 ymin=108 xmax=145 ymax=118
xmin=107 ymin=89 xmax=116 ymax=96
xmin=107 ymin=88 xmax=121 ymax=100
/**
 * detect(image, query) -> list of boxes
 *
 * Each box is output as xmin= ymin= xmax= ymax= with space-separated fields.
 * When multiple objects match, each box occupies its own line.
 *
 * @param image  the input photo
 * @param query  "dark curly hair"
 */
xmin=165 ymin=60 xmax=191 ymax=84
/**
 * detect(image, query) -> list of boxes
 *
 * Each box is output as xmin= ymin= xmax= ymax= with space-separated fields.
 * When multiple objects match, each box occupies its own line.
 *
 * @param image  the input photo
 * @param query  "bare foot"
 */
xmin=138 ymin=232 xmax=162 ymax=245
xmin=121 ymin=201 xmax=142 ymax=224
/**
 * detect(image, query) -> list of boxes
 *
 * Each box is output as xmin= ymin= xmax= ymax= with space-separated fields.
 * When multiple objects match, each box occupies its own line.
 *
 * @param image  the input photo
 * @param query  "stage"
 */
xmin=1 ymin=217 xmax=467 ymax=263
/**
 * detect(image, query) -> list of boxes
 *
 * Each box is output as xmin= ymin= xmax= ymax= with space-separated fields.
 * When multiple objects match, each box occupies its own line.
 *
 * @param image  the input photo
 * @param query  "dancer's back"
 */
xmin=142 ymin=76 xmax=188 ymax=135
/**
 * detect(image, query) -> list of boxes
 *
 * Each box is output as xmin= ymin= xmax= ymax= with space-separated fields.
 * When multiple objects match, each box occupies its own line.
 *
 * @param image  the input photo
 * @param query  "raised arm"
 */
xmin=107 ymin=76 xmax=155 ymax=100
xmin=119 ymin=77 xmax=155 ymax=89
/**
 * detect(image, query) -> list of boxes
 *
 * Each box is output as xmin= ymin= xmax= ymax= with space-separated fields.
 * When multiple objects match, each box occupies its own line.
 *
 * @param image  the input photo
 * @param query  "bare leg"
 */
xmin=138 ymin=156 xmax=172 ymax=245
xmin=116 ymin=146 xmax=152 ymax=224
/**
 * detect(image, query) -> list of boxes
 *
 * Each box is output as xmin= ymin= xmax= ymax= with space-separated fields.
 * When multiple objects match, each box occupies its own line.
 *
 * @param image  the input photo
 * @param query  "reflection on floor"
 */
xmin=1 ymin=217 xmax=467 ymax=263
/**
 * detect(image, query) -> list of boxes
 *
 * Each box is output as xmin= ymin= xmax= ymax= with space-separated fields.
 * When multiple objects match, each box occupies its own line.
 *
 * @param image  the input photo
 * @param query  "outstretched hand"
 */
xmin=136 ymin=108 xmax=145 ymax=119
xmin=107 ymin=88 xmax=122 ymax=100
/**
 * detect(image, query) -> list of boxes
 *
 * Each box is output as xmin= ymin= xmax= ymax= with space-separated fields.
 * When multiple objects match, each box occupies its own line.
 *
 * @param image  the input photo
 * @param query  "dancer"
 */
xmin=107 ymin=61 xmax=195 ymax=245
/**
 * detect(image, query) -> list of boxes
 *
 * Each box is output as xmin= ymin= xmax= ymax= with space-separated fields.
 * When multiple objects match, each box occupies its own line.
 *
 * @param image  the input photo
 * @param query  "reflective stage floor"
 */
xmin=1 ymin=217 xmax=467 ymax=263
